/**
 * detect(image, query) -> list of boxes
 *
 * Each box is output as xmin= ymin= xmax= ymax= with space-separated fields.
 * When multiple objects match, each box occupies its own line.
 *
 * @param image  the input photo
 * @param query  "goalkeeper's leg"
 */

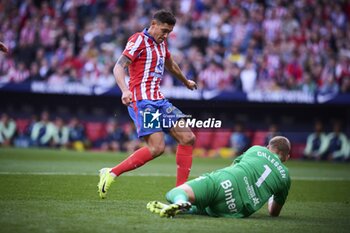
xmin=147 ymin=184 xmax=196 ymax=218
xmin=161 ymin=184 xmax=196 ymax=217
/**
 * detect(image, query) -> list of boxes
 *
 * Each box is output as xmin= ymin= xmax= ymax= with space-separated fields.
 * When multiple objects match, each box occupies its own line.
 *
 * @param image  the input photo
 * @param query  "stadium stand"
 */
xmin=84 ymin=121 xmax=107 ymax=144
xmin=0 ymin=1 xmax=349 ymax=160
xmin=0 ymin=0 xmax=349 ymax=95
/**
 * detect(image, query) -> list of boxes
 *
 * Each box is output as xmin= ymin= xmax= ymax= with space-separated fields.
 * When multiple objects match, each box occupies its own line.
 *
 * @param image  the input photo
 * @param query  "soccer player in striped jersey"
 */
xmin=98 ymin=10 xmax=197 ymax=199
xmin=147 ymin=136 xmax=291 ymax=218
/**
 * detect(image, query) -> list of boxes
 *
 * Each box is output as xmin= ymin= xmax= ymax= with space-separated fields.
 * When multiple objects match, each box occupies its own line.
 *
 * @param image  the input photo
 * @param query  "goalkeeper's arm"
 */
xmin=268 ymin=196 xmax=283 ymax=217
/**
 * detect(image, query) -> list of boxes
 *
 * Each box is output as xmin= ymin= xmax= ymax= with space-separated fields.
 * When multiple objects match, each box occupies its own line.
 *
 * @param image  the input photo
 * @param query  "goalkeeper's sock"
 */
xmin=110 ymin=147 xmax=153 ymax=176
xmin=166 ymin=187 xmax=189 ymax=204
xmin=175 ymin=145 xmax=193 ymax=186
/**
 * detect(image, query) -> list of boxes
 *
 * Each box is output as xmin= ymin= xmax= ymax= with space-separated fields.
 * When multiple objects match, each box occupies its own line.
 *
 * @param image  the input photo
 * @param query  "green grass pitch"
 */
xmin=0 ymin=148 xmax=349 ymax=233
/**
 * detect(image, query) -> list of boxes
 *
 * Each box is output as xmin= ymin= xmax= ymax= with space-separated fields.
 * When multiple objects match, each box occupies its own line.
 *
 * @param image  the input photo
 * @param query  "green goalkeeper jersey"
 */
xmin=222 ymin=145 xmax=291 ymax=217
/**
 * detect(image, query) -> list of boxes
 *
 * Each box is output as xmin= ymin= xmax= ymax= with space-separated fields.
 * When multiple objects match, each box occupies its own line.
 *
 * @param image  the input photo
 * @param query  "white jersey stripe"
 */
xmin=141 ymin=37 xmax=152 ymax=100
xmin=160 ymin=43 xmax=166 ymax=58
xmin=151 ymin=42 xmax=162 ymax=100
xmin=150 ymin=77 xmax=158 ymax=100
xmin=158 ymin=43 xmax=166 ymax=99
xmin=156 ymin=78 xmax=161 ymax=99
xmin=129 ymin=35 xmax=143 ymax=56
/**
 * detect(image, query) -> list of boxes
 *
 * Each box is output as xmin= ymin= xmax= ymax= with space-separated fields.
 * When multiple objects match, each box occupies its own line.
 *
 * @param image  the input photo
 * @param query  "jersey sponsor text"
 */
xmin=220 ymin=180 xmax=238 ymax=213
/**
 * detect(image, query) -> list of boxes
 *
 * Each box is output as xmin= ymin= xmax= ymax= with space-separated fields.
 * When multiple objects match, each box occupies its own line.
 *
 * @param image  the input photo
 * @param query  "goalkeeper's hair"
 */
xmin=268 ymin=136 xmax=291 ymax=158
xmin=153 ymin=9 xmax=176 ymax=25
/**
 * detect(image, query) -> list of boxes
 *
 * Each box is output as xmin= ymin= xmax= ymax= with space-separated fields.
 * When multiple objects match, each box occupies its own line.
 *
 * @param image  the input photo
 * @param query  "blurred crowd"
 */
xmin=302 ymin=120 xmax=349 ymax=161
xmin=0 ymin=111 xmax=144 ymax=153
xmin=0 ymin=0 xmax=350 ymax=94
xmin=1 ymin=112 xmax=349 ymax=162
xmin=225 ymin=120 xmax=350 ymax=162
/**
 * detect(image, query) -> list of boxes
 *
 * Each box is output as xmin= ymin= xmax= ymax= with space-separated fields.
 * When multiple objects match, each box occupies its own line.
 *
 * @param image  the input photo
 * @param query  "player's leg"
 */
xmin=159 ymin=99 xmax=195 ymax=187
xmin=110 ymin=132 xmax=165 ymax=176
xmin=148 ymin=184 xmax=194 ymax=218
xmin=164 ymin=184 xmax=195 ymax=216
xmin=166 ymin=183 xmax=195 ymax=204
xmin=98 ymin=132 xmax=164 ymax=199
xmin=98 ymin=101 xmax=164 ymax=199
xmin=148 ymin=175 xmax=214 ymax=218
xmin=169 ymin=122 xmax=195 ymax=186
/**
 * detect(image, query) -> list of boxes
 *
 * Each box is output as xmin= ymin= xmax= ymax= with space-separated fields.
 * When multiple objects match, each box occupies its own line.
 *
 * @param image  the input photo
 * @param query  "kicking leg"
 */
xmin=98 ymin=132 xmax=165 ymax=199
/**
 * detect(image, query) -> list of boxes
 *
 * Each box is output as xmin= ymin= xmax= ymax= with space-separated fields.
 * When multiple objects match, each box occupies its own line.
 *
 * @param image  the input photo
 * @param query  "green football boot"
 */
xmin=159 ymin=202 xmax=192 ymax=218
xmin=147 ymin=201 xmax=169 ymax=214
xmin=97 ymin=168 xmax=115 ymax=199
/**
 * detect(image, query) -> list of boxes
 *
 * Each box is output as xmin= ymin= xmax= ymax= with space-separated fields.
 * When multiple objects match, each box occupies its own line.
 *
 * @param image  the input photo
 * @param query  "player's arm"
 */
xmin=0 ymin=41 xmax=9 ymax=53
xmin=268 ymin=196 xmax=283 ymax=217
xmin=113 ymin=55 xmax=132 ymax=105
xmin=231 ymin=154 xmax=243 ymax=166
xmin=165 ymin=55 xmax=197 ymax=90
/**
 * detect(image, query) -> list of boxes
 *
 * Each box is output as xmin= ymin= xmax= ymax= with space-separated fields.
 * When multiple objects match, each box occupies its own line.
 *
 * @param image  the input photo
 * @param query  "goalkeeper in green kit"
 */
xmin=147 ymin=136 xmax=291 ymax=218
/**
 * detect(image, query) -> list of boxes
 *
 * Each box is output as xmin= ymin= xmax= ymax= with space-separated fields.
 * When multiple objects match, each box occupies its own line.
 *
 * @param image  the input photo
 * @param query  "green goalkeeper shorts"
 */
xmin=186 ymin=170 xmax=245 ymax=218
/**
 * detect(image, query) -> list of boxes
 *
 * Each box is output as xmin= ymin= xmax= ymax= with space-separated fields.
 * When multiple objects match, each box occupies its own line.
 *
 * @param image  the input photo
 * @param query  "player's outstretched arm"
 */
xmin=0 ymin=42 xmax=9 ymax=53
xmin=165 ymin=55 xmax=197 ymax=90
xmin=113 ymin=55 xmax=132 ymax=105
xmin=268 ymin=196 xmax=283 ymax=217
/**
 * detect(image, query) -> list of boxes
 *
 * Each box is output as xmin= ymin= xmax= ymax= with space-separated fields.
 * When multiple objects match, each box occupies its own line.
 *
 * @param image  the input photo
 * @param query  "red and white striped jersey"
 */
xmin=122 ymin=28 xmax=170 ymax=101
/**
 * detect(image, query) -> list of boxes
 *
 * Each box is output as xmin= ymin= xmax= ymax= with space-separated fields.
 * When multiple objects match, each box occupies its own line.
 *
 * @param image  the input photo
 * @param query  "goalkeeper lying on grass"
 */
xmin=147 ymin=136 xmax=291 ymax=218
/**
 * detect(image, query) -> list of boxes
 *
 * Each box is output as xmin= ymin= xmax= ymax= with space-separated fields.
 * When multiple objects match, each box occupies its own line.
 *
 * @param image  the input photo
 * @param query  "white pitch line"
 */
xmin=0 ymin=171 xmax=349 ymax=181
xmin=292 ymin=176 xmax=350 ymax=181
xmin=0 ymin=171 xmax=174 ymax=177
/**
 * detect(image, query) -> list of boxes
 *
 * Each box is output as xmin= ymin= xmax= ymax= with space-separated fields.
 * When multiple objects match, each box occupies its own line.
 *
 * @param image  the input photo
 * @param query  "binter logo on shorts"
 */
xmin=143 ymin=110 xmax=222 ymax=129
xmin=220 ymin=180 xmax=238 ymax=213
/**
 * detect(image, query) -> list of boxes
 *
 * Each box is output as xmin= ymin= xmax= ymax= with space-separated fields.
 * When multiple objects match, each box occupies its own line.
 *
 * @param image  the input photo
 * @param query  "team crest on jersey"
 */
xmin=166 ymin=106 xmax=173 ymax=114
xmin=155 ymin=57 xmax=164 ymax=74
xmin=126 ymin=41 xmax=135 ymax=50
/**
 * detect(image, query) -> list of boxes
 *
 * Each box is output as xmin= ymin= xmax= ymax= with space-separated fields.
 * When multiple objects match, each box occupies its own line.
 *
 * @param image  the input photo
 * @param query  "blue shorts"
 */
xmin=128 ymin=99 xmax=186 ymax=138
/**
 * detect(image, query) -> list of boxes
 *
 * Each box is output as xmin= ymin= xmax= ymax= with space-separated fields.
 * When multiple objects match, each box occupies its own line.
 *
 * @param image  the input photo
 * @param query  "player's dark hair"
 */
xmin=268 ymin=136 xmax=291 ymax=158
xmin=153 ymin=9 xmax=176 ymax=25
